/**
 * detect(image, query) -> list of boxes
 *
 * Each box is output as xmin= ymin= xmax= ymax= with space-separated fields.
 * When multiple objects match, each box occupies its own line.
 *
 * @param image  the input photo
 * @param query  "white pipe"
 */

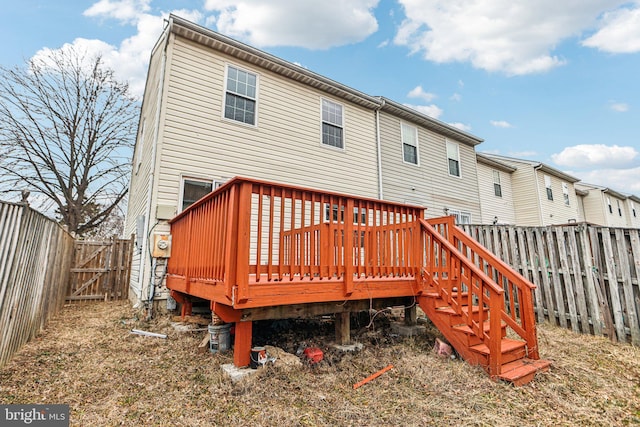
xmin=375 ymin=99 xmax=386 ymax=200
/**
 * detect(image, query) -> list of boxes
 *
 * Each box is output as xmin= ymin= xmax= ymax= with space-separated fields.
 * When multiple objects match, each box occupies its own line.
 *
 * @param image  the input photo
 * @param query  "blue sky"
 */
xmin=2 ymin=0 xmax=639 ymax=194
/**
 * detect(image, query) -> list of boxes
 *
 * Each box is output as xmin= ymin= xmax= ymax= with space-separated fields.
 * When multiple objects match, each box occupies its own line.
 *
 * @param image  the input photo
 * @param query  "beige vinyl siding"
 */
xmin=378 ymin=112 xmax=481 ymax=221
xmin=500 ymin=162 xmax=541 ymax=226
xmin=535 ymin=172 xmax=580 ymax=225
xmin=476 ymin=162 xmax=516 ymax=224
xmin=626 ymin=200 xmax=640 ymax=228
xmin=153 ymin=35 xmax=378 ymax=213
xmin=604 ymin=194 xmax=629 ymax=227
xmin=579 ymin=190 xmax=606 ymax=225
xmin=123 ymin=37 xmax=166 ymax=300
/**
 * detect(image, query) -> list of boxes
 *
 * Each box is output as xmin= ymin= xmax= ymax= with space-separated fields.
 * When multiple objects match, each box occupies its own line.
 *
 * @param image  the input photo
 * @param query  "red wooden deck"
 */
xmin=166 ymin=177 xmax=549 ymax=384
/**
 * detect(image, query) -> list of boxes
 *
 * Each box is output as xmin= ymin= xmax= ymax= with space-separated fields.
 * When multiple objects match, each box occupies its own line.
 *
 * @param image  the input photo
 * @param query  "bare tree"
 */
xmin=0 ymin=47 xmax=138 ymax=236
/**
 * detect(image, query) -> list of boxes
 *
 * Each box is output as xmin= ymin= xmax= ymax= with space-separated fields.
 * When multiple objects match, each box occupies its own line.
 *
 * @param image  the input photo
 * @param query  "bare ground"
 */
xmin=1 ymin=301 xmax=639 ymax=426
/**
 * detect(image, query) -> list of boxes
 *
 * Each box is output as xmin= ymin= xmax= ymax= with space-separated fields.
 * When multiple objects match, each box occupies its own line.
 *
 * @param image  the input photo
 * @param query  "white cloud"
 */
xmin=394 ymin=0 xmax=626 ymax=75
xmin=35 ymin=3 xmax=204 ymax=97
xmin=407 ymin=85 xmax=436 ymax=102
xmin=377 ymin=39 xmax=389 ymax=48
xmin=403 ymin=103 xmax=443 ymax=119
xmin=450 ymin=93 xmax=461 ymax=102
xmin=203 ymin=0 xmax=380 ymax=49
xmin=83 ymin=0 xmax=151 ymax=24
xmin=608 ymin=102 xmax=629 ymax=112
xmin=448 ymin=122 xmax=471 ymax=132
xmin=490 ymin=120 xmax=513 ymax=128
xmin=573 ymin=167 xmax=640 ymax=194
xmin=582 ymin=4 xmax=640 ymax=53
xmin=551 ymin=144 xmax=638 ymax=169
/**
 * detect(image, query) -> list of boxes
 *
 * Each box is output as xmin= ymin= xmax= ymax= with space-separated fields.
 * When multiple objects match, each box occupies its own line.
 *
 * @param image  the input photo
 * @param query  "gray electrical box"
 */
xmin=156 ymin=204 xmax=176 ymax=220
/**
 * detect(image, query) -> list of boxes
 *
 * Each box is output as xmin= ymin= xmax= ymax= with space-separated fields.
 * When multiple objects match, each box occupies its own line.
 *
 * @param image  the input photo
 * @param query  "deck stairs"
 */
xmin=418 ymin=218 xmax=551 ymax=385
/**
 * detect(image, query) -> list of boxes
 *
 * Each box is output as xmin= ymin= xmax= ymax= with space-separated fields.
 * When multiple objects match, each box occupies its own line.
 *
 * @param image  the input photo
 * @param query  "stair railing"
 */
xmin=425 ymin=217 xmax=539 ymax=361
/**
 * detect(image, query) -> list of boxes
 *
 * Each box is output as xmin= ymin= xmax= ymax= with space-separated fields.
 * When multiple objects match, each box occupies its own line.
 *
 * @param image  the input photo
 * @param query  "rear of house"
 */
xmin=576 ymin=183 xmax=633 ymax=227
xmin=475 ymin=153 xmax=517 ymax=225
xmin=378 ymin=98 xmax=483 ymax=225
xmin=480 ymin=154 xmax=580 ymax=226
xmin=124 ymin=16 xmax=382 ymax=304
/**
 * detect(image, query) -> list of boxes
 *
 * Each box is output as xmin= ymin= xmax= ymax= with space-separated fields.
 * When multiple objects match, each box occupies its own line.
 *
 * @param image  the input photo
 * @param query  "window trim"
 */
xmin=320 ymin=98 xmax=345 ymax=150
xmin=493 ymin=170 xmax=502 ymax=197
xmin=222 ymin=63 xmax=259 ymax=127
xmin=562 ymin=182 xmax=570 ymax=206
xmin=446 ymin=140 xmax=461 ymax=178
xmin=179 ymin=176 xmax=225 ymax=213
xmin=401 ymin=122 xmax=419 ymax=166
xmin=449 ymin=208 xmax=471 ymax=225
xmin=607 ymin=197 xmax=613 ymax=214
xmin=544 ymin=175 xmax=553 ymax=201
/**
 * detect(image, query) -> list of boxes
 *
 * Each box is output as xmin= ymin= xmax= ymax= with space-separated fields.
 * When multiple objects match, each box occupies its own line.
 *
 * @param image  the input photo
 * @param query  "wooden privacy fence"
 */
xmin=460 ymin=223 xmax=640 ymax=345
xmin=68 ymin=237 xmax=133 ymax=302
xmin=0 ymin=201 xmax=74 ymax=367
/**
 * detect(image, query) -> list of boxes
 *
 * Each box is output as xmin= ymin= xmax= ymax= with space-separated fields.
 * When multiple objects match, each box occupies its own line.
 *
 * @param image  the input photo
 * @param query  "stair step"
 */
xmin=469 ymin=338 xmax=526 ymax=356
xmin=452 ymin=320 xmax=506 ymax=335
xmin=497 ymin=359 xmax=552 ymax=386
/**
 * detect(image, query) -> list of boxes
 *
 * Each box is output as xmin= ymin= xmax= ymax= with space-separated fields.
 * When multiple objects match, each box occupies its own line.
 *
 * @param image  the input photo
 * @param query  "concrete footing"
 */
xmin=221 ymin=363 xmax=259 ymax=383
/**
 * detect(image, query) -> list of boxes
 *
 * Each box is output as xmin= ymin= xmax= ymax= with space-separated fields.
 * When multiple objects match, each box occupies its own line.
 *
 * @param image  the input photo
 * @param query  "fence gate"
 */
xmin=67 ymin=237 xmax=133 ymax=302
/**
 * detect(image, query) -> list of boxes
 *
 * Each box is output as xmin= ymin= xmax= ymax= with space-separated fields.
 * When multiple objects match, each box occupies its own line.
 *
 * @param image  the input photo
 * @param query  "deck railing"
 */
xmin=168 ymin=177 xmax=425 ymax=306
xmin=423 ymin=216 xmax=539 ymax=373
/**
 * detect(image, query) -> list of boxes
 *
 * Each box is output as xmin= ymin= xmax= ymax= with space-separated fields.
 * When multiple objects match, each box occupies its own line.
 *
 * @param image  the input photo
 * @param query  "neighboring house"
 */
xmin=124 ymin=15 xmax=488 ymax=303
xmin=625 ymin=195 xmax=640 ymax=228
xmin=575 ymin=183 xmax=633 ymax=228
xmin=475 ymin=153 xmax=517 ymax=225
xmin=378 ymin=98 xmax=484 ymax=225
xmin=479 ymin=154 xmax=581 ymax=226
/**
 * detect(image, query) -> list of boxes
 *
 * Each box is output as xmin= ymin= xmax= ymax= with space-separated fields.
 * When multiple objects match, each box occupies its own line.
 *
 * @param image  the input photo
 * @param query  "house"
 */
xmin=625 ymin=195 xmax=640 ymax=228
xmin=123 ymin=15 xmax=551 ymax=383
xmin=478 ymin=154 xmax=581 ymax=226
xmin=377 ymin=98 xmax=483 ymax=224
xmin=475 ymin=153 xmax=517 ymax=225
xmin=575 ymin=183 xmax=635 ymax=228
xmin=124 ymin=15 xmax=487 ymax=305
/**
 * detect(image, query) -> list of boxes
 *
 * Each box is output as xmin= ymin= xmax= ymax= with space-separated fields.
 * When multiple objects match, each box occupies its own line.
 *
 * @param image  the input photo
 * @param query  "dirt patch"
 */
xmin=1 ymin=301 xmax=639 ymax=426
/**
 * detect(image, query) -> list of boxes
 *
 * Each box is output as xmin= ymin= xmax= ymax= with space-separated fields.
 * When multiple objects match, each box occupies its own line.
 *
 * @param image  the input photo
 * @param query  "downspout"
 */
xmin=533 ymin=164 xmax=544 ymax=225
xmin=139 ymin=18 xmax=172 ymax=304
xmin=375 ymin=99 xmax=386 ymax=200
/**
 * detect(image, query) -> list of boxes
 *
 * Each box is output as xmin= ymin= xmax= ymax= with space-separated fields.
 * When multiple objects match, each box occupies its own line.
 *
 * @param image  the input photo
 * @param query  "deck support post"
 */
xmin=233 ymin=321 xmax=252 ymax=368
xmin=404 ymin=305 xmax=417 ymax=325
xmin=335 ymin=311 xmax=351 ymax=345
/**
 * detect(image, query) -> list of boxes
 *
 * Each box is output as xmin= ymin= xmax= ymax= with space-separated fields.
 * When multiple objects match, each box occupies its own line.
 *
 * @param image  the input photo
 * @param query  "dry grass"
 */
xmin=1 ymin=301 xmax=639 ymax=426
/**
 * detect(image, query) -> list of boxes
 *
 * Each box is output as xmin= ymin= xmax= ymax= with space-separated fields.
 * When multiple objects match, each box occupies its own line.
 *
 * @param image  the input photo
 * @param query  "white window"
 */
xmin=446 ymin=140 xmax=460 ymax=177
xmin=607 ymin=197 xmax=613 ymax=214
xmin=449 ymin=209 xmax=471 ymax=225
xmin=493 ymin=170 xmax=502 ymax=197
xmin=180 ymin=178 xmax=224 ymax=212
xmin=321 ymin=99 xmax=344 ymax=149
xmin=401 ymin=123 xmax=418 ymax=165
xmin=544 ymin=175 xmax=553 ymax=201
xmin=632 ymin=202 xmax=637 ymax=218
xmin=617 ymin=200 xmax=622 ymax=216
xmin=224 ymin=65 xmax=257 ymax=125
xmin=562 ymin=182 xmax=570 ymax=206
